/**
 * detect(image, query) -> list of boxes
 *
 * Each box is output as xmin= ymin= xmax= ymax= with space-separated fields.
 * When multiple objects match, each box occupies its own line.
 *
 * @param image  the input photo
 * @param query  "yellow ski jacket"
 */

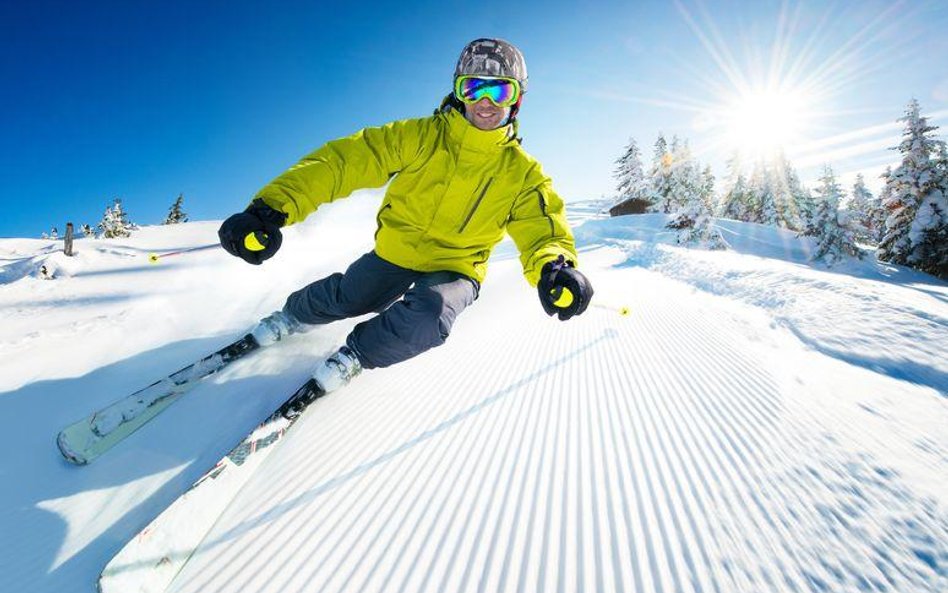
xmin=254 ymin=107 xmax=578 ymax=286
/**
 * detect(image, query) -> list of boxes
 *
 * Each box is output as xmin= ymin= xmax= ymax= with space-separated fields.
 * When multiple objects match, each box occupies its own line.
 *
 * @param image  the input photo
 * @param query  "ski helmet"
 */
xmin=454 ymin=38 xmax=528 ymax=93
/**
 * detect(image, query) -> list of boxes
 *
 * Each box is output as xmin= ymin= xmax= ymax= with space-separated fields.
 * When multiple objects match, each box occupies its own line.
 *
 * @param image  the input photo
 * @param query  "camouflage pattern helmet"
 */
xmin=454 ymin=38 xmax=528 ymax=93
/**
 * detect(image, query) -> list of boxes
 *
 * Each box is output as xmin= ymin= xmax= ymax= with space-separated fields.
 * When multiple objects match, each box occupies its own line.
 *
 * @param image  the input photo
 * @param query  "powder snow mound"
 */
xmin=1 ymin=197 xmax=947 ymax=593
xmin=0 ymin=241 xmax=64 ymax=283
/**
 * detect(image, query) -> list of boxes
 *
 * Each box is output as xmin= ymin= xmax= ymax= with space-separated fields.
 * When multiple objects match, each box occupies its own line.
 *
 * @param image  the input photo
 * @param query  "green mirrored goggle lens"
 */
xmin=454 ymin=76 xmax=520 ymax=107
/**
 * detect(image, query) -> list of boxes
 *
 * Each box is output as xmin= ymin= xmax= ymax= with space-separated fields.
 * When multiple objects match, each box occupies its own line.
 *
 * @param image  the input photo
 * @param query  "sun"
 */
xmin=721 ymin=87 xmax=816 ymax=160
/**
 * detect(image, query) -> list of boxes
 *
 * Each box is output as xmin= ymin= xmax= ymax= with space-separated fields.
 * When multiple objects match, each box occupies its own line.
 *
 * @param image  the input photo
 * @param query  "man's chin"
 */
xmin=466 ymin=114 xmax=504 ymax=130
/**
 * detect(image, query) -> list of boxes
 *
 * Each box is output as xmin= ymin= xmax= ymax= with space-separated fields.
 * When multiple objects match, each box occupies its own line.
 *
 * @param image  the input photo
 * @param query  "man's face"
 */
xmin=464 ymin=97 xmax=511 ymax=131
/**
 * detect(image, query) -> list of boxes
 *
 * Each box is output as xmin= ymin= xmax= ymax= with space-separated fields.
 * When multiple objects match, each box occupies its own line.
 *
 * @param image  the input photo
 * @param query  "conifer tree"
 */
xmin=775 ymin=154 xmax=810 ymax=231
xmin=612 ymin=139 xmax=651 ymax=208
xmin=80 ymin=224 xmax=96 ymax=238
xmin=745 ymin=161 xmax=770 ymax=224
xmin=848 ymin=174 xmax=875 ymax=244
xmin=720 ymin=173 xmax=751 ymax=220
xmin=700 ymin=165 xmax=715 ymax=211
xmin=665 ymin=139 xmax=702 ymax=215
xmin=98 ymin=198 xmax=135 ymax=238
xmin=911 ymin=143 xmax=948 ymax=278
xmin=718 ymin=155 xmax=752 ymax=221
xmin=873 ymin=167 xmax=894 ymax=245
xmin=163 ymin=193 xmax=189 ymax=225
xmin=796 ymin=186 xmax=819 ymax=237
xmin=649 ymin=134 xmax=673 ymax=213
xmin=804 ymin=166 xmax=858 ymax=264
xmin=878 ymin=99 xmax=948 ymax=278
xmin=665 ymin=142 xmax=725 ymax=249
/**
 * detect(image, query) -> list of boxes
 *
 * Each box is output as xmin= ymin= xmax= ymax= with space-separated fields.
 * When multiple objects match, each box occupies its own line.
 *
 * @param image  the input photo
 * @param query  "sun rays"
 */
xmin=624 ymin=0 xmax=926 ymax=176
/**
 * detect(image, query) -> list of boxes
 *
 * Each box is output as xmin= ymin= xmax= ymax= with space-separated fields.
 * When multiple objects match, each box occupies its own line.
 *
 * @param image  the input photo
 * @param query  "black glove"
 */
xmin=218 ymin=199 xmax=288 ymax=265
xmin=537 ymin=255 xmax=593 ymax=321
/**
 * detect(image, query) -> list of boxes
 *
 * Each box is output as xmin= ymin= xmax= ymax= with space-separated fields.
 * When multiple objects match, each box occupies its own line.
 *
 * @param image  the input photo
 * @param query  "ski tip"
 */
xmin=57 ymin=431 xmax=90 ymax=466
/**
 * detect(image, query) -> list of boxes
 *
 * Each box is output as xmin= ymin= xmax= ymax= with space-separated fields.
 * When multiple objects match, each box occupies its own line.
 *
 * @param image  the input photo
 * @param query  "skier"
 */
xmin=218 ymin=38 xmax=593 ymax=393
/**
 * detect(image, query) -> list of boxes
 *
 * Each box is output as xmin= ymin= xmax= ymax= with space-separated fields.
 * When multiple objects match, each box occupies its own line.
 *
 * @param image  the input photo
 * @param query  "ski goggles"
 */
xmin=454 ymin=75 xmax=521 ymax=107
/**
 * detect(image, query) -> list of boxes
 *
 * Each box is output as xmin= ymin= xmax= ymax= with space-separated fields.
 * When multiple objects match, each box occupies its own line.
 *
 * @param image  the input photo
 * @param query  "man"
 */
xmin=218 ymin=38 xmax=593 ymax=393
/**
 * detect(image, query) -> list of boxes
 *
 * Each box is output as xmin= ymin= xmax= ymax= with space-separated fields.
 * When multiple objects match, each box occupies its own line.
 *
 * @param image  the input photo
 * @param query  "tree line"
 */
xmin=42 ymin=194 xmax=189 ymax=240
xmin=612 ymin=99 xmax=948 ymax=279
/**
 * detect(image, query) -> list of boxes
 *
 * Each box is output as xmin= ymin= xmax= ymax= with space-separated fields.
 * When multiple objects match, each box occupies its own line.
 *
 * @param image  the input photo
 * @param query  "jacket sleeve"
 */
xmin=506 ymin=164 xmax=579 ymax=287
xmin=253 ymin=117 xmax=427 ymax=225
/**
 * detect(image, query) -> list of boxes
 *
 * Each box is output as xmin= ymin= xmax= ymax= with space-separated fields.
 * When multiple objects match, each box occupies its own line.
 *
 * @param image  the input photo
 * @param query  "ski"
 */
xmin=57 ymin=334 xmax=260 ymax=465
xmin=98 ymin=378 xmax=326 ymax=593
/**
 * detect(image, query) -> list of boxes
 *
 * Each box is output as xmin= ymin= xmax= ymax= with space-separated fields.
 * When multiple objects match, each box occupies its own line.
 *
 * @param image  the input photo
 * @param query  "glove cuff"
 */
xmin=541 ymin=254 xmax=576 ymax=277
xmin=246 ymin=198 xmax=288 ymax=228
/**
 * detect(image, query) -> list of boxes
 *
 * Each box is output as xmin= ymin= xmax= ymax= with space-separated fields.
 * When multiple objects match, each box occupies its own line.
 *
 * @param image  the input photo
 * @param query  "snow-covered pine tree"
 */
xmin=848 ymin=173 xmax=876 ymax=244
xmin=667 ymin=199 xmax=727 ymax=249
xmin=745 ymin=161 xmax=774 ymax=224
xmin=910 ymin=202 xmax=948 ymax=278
xmin=753 ymin=156 xmax=805 ymax=229
xmin=649 ymin=134 xmax=673 ymax=213
xmin=795 ymin=184 xmax=819 ymax=237
xmin=666 ymin=143 xmax=725 ymax=249
xmin=50 ymin=227 xmax=59 ymax=240
xmin=773 ymin=154 xmax=809 ymax=231
xmin=878 ymin=99 xmax=948 ymax=277
xmin=80 ymin=223 xmax=95 ymax=238
xmin=98 ymin=198 xmax=135 ymax=238
xmin=163 ymin=193 xmax=189 ymax=225
xmin=804 ymin=165 xmax=858 ymax=264
xmin=700 ymin=164 xmax=715 ymax=211
xmin=612 ymin=138 xmax=652 ymax=210
xmin=664 ymin=138 xmax=702 ymax=215
xmin=720 ymin=173 xmax=751 ymax=220
xmin=908 ymin=140 xmax=948 ymax=278
xmin=759 ymin=178 xmax=780 ymax=227
xmin=908 ymin=141 xmax=948 ymax=278
xmin=718 ymin=154 xmax=752 ymax=221
xmin=872 ymin=167 xmax=893 ymax=245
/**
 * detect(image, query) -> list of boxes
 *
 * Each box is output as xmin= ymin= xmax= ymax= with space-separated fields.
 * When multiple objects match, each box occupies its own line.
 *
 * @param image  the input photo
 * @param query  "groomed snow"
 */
xmin=1 ymin=193 xmax=946 ymax=592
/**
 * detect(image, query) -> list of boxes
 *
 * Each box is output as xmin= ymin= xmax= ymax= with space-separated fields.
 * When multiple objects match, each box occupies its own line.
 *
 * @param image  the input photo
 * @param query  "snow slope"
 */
xmin=1 ymin=193 xmax=946 ymax=593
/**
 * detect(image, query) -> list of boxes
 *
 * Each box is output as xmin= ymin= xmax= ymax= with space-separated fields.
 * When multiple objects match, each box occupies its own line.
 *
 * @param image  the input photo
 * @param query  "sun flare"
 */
xmin=722 ymin=88 xmax=815 ymax=160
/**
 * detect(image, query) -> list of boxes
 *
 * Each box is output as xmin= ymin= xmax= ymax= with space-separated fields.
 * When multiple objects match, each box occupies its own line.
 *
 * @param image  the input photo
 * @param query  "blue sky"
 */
xmin=2 ymin=0 xmax=947 ymax=238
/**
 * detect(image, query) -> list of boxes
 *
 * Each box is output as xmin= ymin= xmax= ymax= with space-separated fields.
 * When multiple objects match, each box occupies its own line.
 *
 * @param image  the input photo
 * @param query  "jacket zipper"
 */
xmin=458 ymin=178 xmax=494 ymax=233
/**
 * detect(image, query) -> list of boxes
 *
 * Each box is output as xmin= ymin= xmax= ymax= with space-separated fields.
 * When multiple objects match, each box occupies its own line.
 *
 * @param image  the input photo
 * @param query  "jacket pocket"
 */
xmin=458 ymin=178 xmax=494 ymax=233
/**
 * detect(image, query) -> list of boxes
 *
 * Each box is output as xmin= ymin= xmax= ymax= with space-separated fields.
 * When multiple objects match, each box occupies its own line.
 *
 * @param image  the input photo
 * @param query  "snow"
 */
xmin=1 ymin=193 xmax=946 ymax=592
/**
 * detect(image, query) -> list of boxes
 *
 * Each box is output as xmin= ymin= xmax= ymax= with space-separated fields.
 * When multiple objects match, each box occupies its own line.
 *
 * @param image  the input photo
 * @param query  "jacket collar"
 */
xmin=444 ymin=108 xmax=515 ymax=152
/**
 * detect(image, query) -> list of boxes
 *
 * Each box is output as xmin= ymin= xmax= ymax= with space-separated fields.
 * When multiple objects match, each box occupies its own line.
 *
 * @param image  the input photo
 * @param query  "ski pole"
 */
xmin=147 ymin=243 xmax=221 ymax=263
xmin=592 ymin=303 xmax=631 ymax=316
xmin=551 ymin=287 xmax=630 ymax=317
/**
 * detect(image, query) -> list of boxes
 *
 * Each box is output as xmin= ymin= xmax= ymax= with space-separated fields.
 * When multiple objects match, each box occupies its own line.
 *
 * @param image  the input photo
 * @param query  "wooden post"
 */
xmin=64 ymin=222 xmax=74 ymax=256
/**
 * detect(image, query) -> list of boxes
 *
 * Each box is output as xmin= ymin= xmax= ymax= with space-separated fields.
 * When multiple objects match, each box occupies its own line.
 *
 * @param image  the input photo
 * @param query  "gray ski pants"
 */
xmin=283 ymin=251 xmax=479 ymax=369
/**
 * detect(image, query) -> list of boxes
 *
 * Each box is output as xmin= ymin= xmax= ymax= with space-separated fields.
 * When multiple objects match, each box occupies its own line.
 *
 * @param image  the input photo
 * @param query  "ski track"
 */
xmin=163 ymin=257 xmax=947 ymax=593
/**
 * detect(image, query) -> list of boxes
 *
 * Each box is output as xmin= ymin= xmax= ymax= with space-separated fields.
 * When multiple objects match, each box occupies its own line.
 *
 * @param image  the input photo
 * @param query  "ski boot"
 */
xmin=313 ymin=346 xmax=363 ymax=393
xmin=250 ymin=310 xmax=305 ymax=347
